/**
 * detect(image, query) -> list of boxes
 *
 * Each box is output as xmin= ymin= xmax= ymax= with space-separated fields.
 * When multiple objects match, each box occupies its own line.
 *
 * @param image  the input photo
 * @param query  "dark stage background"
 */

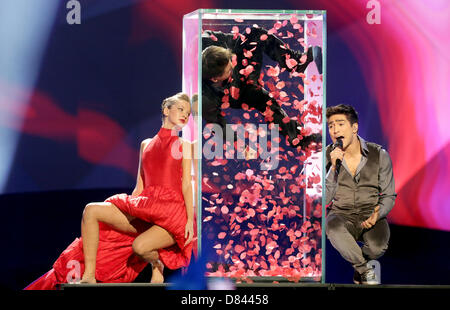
xmin=0 ymin=0 xmax=448 ymax=290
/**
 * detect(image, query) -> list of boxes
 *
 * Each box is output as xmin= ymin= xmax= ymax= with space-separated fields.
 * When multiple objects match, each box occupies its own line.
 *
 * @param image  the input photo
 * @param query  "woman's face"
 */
xmin=163 ymin=99 xmax=191 ymax=129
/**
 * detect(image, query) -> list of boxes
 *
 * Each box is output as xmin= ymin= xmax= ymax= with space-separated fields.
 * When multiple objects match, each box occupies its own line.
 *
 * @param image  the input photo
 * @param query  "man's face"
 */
xmin=212 ymin=60 xmax=233 ymax=83
xmin=327 ymin=114 xmax=358 ymax=148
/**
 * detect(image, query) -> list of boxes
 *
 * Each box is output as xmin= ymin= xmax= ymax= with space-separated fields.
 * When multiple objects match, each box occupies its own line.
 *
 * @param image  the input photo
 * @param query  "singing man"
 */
xmin=325 ymin=104 xmax=397 ymax=285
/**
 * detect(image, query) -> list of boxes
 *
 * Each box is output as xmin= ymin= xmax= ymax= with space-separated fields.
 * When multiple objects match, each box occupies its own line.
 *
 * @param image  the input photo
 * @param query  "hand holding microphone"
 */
xmin=330 ymin=137 xmax=344 ymax=172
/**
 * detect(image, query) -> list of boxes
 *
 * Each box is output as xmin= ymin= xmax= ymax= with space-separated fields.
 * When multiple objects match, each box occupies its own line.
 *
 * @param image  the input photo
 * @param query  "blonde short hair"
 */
xmin=161 ymin=92 xmax=190 ymax=122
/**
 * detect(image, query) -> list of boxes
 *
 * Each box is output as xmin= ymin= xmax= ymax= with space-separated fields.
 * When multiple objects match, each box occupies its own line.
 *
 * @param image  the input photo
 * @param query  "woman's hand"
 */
xmin=184 ymin=219 xmax=194 ymax=246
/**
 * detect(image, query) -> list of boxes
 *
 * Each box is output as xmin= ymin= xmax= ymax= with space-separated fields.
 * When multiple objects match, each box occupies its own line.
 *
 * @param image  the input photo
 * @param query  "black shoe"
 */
xmin=295 ymin=46 xmax=322 ymax=75
xmin=361 ymin=268 xmax=379 ymax=285
xmin=293 ymin=49 xmax=312 ymax=74
xmin=353 ymin=270 xmax=362 ymax=284
xmin=312 ymin=46 xmax=322 ymax=75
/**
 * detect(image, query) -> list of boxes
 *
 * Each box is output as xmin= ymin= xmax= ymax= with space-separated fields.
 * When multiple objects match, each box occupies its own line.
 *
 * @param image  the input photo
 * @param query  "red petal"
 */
xmin=218 ymin=232 xmax=226 ymax=239
xmin=286 ymin=58 xmax=298 ymax=69
xmin=231 ymin=54 xmax=237 ymax=67
xmin=274 ymin=250 xmax=280 ymax=259
xmin=243 ymin=49 xmax=253 ymax=58
xmin=290 ymin=15 xmax=298 ymax=24
xmin=250 ymin=228 xmax=259 ymax=236
xmin=205 ymin=206 xmax=216 ymax=213
xmin=230 ymin=86 xmax=240 ymax=100
xmin=248 ymin=208 xmax=256 ymax=217
xmin=299 ymin=53 xmax=308 ymax=64
xmin=260 ymin=260 xmax=268 ymax=269
xmin=274 ymin=21 xmax=282 ymax=30
xmin=276 ymin=81 xmax=285 ymax=89
xmin=266 ymin=65 xmax=280 ymax=77
xmin=235 ymin=244 xmax=245 ymax=254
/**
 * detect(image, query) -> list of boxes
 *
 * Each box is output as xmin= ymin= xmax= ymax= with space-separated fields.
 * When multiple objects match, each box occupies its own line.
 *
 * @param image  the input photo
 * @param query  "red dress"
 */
xmin=25 ymin=127 xmax=194 ymax=290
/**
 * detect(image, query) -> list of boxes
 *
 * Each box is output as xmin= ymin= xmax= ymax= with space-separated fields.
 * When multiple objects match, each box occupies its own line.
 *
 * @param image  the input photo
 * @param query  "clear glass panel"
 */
xmin=182 ymin=11 xmax=201 ymax=256
xmin=183 ymin=9 xmax=326 ymax=283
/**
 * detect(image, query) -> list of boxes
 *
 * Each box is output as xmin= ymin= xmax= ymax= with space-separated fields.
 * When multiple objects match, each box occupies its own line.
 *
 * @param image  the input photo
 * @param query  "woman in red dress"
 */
xmin=25 ymin=93 xmax=195 ymax=289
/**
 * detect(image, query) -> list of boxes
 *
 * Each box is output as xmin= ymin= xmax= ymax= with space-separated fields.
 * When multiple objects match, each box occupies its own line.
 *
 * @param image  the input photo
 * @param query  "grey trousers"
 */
xmin=326 ymin=211 xmax=390 ymax=274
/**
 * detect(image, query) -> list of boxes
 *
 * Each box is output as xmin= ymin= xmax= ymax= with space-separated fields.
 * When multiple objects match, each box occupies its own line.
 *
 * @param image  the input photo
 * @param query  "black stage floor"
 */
xmin=53 ymin=282 xmax=450 ymax=305
xmin=12 ymin=282 xmax=448 ymax=306
xmin=58 ymin=282 xmax=450 ymax=290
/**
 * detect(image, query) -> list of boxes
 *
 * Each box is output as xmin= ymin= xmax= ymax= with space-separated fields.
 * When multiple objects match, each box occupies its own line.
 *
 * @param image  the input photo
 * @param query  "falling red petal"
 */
xmin=235 ymin=245 xmax=245 ymax=254
xmin=230 ymin=86 xmax=240 ymax=100
xmin=221 ymin=206 xmax=229 ymax=214
xmin=274 ymin=21 xmax=282 ymax=30
xmin=218 ymin=232 xmax=227 ymax=239
xmin=232 ymin=54 xmax=238 ymax=67
xmin=290 ymin=15 xmax=298 ymax=24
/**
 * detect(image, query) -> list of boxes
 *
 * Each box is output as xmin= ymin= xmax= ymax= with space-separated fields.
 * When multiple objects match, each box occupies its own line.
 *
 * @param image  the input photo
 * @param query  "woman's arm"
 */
xmin=181 ymin=138 xmax=194 ymax=245
xmin=131 ymin=138 xmax=151 ymax=197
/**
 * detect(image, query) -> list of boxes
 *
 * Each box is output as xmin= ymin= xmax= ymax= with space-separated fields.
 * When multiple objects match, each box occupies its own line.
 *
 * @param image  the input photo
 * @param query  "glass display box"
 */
xmin=182 ymin=9 xmax=326 ymax=283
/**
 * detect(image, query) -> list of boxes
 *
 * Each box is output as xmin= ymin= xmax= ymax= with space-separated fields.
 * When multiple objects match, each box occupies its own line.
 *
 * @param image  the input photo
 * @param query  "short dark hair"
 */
xmin=326 ymin=104 xmax=359 ymax=125
xmin=202 ymin=46 xmax=232 ymax=79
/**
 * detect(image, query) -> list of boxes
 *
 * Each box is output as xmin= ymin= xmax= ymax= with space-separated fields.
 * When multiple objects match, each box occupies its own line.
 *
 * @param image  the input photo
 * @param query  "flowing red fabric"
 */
xmin=25 ymin=127 xmax=195 ymax=290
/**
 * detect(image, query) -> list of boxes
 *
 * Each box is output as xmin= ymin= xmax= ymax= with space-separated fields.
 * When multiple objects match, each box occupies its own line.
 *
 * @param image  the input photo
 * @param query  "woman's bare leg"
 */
xmin=141 ymin=251 xmax=165 ymax=284
xmin=80 ymin=202 xmax=137 ymax=283
xmin=132 ymin=225 xmax=176 ymax=283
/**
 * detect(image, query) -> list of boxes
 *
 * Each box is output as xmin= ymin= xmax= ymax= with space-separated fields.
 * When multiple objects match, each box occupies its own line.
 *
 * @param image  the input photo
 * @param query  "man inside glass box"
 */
xmin=201 ymin=26 xmax=322 ymax=150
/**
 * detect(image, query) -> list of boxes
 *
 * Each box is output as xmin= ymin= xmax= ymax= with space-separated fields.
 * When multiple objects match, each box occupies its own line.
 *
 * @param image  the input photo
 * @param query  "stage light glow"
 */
xmin=300 ymin=0 xmax=450 ymax=230
xmin=0 ymin=0 xmax=59 ymax=193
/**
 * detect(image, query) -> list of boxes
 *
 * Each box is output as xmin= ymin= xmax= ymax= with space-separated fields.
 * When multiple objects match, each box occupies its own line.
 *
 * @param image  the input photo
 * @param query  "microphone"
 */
xmin=333 ymin=137 xmax=343 ymax=172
